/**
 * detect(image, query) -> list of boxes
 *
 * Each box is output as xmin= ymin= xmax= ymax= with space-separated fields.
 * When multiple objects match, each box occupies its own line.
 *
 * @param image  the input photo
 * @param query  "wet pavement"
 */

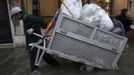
xmin=0 ymin=39 xmax=134 ymax=75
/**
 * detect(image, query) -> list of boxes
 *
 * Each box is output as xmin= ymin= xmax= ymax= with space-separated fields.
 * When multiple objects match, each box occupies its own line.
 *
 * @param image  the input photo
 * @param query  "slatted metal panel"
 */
xmin=93 ymin=30 xmax=125 ymax=51
xmin=59 ymin=17 xmax=94 ymax=39
xmin=54 ymin=13 xmax=95 ymax=39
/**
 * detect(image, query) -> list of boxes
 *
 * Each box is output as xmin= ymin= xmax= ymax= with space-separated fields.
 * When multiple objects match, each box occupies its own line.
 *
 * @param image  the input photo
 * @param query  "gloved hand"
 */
xmin=27 ymin=28 xmax=34 ymax=34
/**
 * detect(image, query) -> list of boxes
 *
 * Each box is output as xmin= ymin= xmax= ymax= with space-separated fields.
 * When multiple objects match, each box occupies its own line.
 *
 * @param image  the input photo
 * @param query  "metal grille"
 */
xmin=59 ymin=17 xmax=94 ymax=39
xmin=93 ymin=30 xmax=123 ymax=50
xmin=50 ymin=33 xmax=118 ymax=68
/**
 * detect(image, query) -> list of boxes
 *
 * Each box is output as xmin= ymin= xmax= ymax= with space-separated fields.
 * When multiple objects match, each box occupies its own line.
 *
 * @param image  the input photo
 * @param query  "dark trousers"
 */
xmin=28 ymin=44 xmax=59 ymax=71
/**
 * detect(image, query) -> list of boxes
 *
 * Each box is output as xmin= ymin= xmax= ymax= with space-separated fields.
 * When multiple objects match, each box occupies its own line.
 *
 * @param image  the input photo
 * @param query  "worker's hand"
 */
xmin=27 ymin=28 xmax=34 ymax=34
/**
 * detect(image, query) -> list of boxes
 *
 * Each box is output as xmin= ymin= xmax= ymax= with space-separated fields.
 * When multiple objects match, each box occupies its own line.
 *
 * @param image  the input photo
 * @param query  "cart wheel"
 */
xmin=80 ymin=65 xmax=94 ymax=72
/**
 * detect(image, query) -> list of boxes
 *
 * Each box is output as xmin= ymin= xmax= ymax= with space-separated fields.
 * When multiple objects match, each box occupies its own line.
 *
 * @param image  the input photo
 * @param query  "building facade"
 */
xmin=0 ymin=0 xmax=133 ymax=47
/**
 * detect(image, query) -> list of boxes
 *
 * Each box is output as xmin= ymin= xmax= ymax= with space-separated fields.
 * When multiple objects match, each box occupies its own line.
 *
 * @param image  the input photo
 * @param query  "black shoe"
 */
xmin=30 ymin=70 xmax=41 ymax=75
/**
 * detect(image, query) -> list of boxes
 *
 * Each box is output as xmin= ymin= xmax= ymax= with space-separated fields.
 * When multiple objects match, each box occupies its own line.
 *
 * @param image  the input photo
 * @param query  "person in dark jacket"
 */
xmin=116 ymin=8 xmax=132 ymax=33
xmin=11 ymin=7 xmax=59 ymax=75
xmin=110 ymin=16 xmax=126 ymax=36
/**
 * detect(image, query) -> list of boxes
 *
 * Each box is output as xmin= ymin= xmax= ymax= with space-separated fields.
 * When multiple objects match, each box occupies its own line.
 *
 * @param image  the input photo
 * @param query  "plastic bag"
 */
xmin=60 ymin=0 xmax=82 ymax=19
xmin=80 ymin=3 xmax=114 ymax=31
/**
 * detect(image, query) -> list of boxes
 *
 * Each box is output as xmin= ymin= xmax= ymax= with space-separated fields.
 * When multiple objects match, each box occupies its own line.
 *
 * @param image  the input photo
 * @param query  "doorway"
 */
xmin=0 ymin=0 xmax=13 ymax=43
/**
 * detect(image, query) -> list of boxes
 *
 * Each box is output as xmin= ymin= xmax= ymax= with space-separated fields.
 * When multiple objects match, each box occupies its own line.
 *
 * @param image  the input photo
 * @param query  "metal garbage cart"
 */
xmin=30 ymin=13 xmax=128 ymax=70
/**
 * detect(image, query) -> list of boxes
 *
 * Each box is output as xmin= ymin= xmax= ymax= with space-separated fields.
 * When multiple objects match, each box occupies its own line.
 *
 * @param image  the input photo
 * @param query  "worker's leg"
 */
xmin=28 ymin=46 xmax=39 ymax=71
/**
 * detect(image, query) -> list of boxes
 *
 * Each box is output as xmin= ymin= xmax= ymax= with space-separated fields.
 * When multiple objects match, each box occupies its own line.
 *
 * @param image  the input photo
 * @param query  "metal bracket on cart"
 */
xmin=28 ymin=32 xmax=50 ymax=66
xmin=29 ymin=43 xmax=56 ymax=66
